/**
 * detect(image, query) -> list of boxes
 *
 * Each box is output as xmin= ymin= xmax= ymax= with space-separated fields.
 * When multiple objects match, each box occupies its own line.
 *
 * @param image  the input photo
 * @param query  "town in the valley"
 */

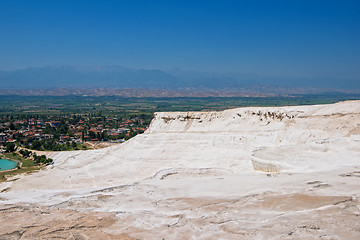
xmin=0 ymin=113 xmax=151 ymax=151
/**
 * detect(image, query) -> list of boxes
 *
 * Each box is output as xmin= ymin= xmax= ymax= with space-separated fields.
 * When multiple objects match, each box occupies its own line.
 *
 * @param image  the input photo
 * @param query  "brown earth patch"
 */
xmin=251 ymin=194 xmax=352 ymax=212
xmin=0 ymin=204 xmax=132 ymax=240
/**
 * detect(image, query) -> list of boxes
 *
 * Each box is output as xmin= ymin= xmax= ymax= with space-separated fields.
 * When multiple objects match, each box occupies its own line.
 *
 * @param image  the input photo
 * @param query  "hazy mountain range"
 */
xmin=0 ymin=65 xmax=359 ymax=93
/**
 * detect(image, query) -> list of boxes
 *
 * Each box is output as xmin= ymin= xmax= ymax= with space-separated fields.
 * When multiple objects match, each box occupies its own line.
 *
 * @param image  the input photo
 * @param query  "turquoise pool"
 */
xmin=0 ymin=159 xmax=18 ymax=171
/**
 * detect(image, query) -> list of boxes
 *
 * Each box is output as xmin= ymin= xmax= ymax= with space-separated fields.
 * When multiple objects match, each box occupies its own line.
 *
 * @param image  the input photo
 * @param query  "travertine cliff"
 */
xmin=3 ymin=101 xmax=358 ymax=190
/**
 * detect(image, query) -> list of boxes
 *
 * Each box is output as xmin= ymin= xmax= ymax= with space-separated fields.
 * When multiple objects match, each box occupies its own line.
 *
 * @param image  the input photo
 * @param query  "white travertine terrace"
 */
xmin=0 ymin=101 xmax=359 ymax=239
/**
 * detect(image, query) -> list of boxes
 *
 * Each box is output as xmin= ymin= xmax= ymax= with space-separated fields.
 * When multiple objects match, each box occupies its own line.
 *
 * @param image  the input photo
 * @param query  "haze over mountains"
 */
xmin=0 ymin=65 xmax=359 ymax=94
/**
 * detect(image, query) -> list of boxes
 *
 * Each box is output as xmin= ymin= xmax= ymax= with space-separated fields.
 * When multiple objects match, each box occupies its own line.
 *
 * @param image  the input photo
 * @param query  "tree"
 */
xmin=19 ymin=149 xmax=31 ymax=158
xmin=31 ymin=140 xmax=42 ymax=150
xmin=5 ymin=142 xmax=16 ymax=152
xmin=89 ymin=131 xmax=96 ymax=139
xmin=72 ymin=141 xmax=77 ymax=149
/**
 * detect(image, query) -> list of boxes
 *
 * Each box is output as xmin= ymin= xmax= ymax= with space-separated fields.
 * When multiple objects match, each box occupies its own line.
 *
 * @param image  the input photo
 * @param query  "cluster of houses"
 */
xmin=0 ymin=115 xmax=149 ymax=146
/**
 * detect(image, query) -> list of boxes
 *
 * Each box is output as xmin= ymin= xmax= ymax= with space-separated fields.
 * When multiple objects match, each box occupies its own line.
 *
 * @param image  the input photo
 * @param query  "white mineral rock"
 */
xmin=0 ymin=101 xmax=359 ymax=239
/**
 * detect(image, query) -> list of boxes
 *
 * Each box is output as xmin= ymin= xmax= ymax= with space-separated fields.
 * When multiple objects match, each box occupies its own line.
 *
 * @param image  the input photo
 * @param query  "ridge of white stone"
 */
xmin=2 ymin=100 xmax=360 ymax=192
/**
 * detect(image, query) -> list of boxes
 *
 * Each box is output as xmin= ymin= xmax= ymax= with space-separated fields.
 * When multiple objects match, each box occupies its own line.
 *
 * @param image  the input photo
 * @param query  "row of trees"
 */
xmin=33 ymin=153 xmax=53 ymax=164
xmin=3 ymin=144 xmax=53 ymax=165
xmin=24 ymin=139 xmax=85 ymax=151
xmin=19 ymin=149 xmax=31 ymax=157
xmin=19 ymin=149 xmax=53 ymax=164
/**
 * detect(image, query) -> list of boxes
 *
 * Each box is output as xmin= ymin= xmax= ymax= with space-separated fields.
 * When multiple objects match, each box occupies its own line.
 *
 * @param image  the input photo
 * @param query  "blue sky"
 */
xmin=0 ymin=0 xmax=359 ymax=78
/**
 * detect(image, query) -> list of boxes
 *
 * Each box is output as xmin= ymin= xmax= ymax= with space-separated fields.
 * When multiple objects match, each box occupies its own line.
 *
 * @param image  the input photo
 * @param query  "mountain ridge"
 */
xmin=0 ymin=65 xmax=359 ymax=93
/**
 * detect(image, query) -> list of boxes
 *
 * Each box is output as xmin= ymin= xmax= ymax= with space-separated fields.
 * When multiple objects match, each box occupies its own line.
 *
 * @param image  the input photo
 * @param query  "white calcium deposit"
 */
xmin=1 ymin=101 xmax=360 ymax=239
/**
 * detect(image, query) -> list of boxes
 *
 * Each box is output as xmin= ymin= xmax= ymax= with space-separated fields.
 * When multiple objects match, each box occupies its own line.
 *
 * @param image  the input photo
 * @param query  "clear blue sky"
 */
xmin=0 ymin=0 xmax=359 ymax=78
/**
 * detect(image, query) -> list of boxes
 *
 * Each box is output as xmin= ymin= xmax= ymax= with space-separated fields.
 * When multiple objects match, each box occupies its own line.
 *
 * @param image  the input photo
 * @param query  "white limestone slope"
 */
xmin=2 ymin=100 xmax=360 ymax=191
xmin=1 ymin=101 xmax=360 ymax=239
